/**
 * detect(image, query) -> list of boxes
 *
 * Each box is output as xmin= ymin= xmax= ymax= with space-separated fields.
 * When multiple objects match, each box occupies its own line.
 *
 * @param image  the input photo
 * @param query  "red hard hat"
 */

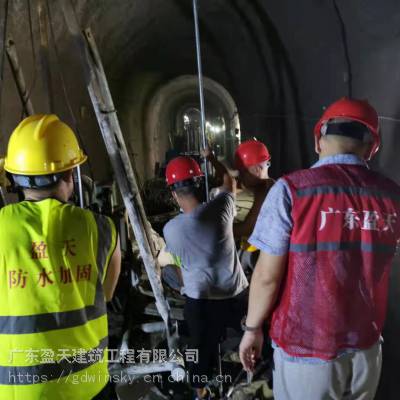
xmin=234 ymin=139 xmax=271 ymax=170
xmin=314 ymin=97 xmax=380 ymax=159
xmin=166 ymin=156 xmax=203 ymax=186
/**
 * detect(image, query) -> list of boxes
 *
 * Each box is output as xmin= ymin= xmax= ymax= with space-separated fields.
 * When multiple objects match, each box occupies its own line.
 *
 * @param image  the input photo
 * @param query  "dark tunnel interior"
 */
xmin=0 ymin=1 xmax=400 ymax=399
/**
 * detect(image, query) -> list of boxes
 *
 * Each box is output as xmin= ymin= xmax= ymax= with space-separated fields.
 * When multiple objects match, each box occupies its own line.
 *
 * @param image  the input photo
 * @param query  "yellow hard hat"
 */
xmin=4 ymin=114 xmax=87 ymax=175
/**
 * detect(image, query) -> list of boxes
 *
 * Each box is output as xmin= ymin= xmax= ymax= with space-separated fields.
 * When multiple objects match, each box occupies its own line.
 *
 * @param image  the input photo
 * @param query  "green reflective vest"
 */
xmin=0 ymin=199 xmax=116 ymax=400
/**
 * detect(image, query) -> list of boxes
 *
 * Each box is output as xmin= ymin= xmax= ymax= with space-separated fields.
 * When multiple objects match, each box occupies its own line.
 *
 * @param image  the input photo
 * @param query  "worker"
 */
xmin=239 ymin=97 xmax=400 ymax=400
xmin=204 ymin=140 xmax=274 ymax=271
xmin=233 ymin=139 xmax=275 ymax=239
xmin=163 ymin=156 xmax=248 ymax=400
xmin=0 ymin=115 xmax=121 ymax=400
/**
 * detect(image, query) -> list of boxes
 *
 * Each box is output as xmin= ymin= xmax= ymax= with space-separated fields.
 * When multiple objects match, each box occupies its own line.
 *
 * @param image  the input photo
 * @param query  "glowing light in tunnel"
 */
xmin=213 ymin=126 xmax=221 ymax=133
xmin=205 ymin=121 xmax=223 ymax=134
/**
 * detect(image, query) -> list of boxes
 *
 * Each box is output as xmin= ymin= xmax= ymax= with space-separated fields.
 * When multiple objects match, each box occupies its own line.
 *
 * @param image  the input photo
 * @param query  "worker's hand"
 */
xmin=239 ymin=330 xmax=264 ymax=372
xmin=200 ymin=146 xmax=213 ymax=160
xmin=222 ymin=173 xmax=236 ymax=194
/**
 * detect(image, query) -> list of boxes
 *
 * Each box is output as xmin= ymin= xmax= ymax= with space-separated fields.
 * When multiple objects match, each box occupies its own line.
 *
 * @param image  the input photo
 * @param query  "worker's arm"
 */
xmin=233 ymin=203 xmax=261 ymax=239
xmin=202 ymin=146 xmax=229 ymax=182
xmin=233 ymin=180 xmax=273 ymax=239
xmin=239 ymin=251 xmax=287 ymax=371
xmin=239 ymin=179 xmax=293 ymax=371
xmin=103 ymin=236 xmax=121 ymax=302
xmin=222 ymin=172 xmax=236 ymax=194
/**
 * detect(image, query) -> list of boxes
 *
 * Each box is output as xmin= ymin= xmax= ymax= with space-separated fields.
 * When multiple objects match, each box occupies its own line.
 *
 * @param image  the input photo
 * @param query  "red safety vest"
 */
xmin=270 ymin=163 xmax=400 ymax=360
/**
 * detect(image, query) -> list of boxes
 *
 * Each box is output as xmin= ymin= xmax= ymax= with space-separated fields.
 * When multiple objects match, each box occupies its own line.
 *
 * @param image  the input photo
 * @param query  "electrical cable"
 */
xmin=332 ymin=0 xmax=353 ymax=98
xmin=192 ymin=0 xmax=210 ymax=202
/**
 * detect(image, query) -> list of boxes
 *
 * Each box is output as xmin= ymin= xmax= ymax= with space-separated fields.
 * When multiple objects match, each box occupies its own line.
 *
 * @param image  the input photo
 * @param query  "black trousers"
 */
xmin=184 ymin=290 xmax=247 ymax=389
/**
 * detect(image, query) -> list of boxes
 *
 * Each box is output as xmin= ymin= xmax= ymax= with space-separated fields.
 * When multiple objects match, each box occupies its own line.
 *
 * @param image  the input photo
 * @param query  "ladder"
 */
xmin=61 ymin=0 xmax=182 ymax=378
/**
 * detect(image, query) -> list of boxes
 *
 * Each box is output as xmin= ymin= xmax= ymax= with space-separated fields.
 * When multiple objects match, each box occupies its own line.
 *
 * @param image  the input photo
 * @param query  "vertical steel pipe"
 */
xmin=192 ymin=0 xmax=209 ymax=201
xmin=76 ymin=164 xmax=84 ymax=208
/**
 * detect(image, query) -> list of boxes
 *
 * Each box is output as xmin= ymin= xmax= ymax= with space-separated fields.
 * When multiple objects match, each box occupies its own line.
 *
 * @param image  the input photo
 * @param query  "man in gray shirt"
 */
xmin=164 ymin=156 xmax=248 ymax=400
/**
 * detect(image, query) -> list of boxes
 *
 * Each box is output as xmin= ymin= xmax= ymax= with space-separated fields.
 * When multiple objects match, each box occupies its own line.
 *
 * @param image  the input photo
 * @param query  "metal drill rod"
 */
xmin=76 ymin=164 xmax=84 ymax=208
xmin=246 ymin=370 xmax=253 ymax=384
xmin=192 ymin=0 xmax=209 ymax=202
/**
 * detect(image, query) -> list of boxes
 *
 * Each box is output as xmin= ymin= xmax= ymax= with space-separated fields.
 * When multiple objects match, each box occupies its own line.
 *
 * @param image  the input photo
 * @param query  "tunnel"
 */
xmin=0 ymin=1 xmax=399 ymax=399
